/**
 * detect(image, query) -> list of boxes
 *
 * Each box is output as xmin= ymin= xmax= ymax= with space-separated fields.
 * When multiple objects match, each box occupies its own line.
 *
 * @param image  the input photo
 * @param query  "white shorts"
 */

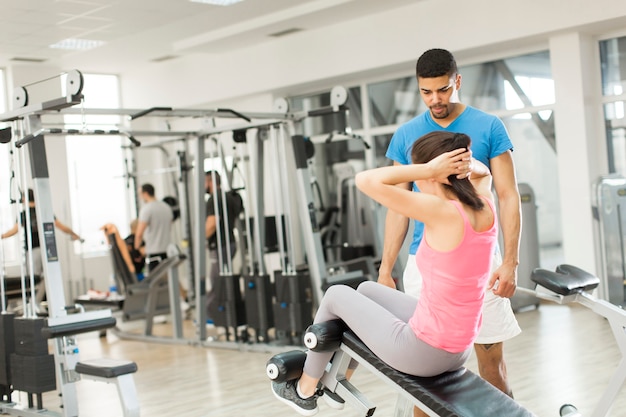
xmin=403 ymin=251 xmax=521 ymax=344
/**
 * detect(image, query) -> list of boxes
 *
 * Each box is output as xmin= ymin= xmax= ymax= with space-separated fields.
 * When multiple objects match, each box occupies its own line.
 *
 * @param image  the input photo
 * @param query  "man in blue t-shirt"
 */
xmin=380 ymin=49 xmax=522 ymax=404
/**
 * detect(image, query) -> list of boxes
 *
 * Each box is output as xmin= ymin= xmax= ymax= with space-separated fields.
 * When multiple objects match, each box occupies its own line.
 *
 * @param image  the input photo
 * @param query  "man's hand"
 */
xmin=487 ymin=262 xmax=517 ymax=298
xmin=377 ymin=271 xmax=397 ymax=290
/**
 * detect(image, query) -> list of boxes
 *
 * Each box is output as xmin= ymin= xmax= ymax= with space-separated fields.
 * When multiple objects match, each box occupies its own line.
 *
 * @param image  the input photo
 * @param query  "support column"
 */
xmin=193 ymin=135 xmax=207 ymax=341
xmin=549 ymin=32 xmax=608 ymax=274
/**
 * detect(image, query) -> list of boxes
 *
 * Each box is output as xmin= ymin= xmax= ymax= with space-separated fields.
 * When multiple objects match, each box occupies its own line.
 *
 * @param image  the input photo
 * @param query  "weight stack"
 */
xmin=0 ymin=313 xmax=16 ymax=399
xmin=10 ymin=317 xmax=56 ymax=394
xmin=13 ymin=317 xmax=48 ymax=356
xmin=244 ymin=274 xmax=274 ymax=339
xmin=273 ymin=270 xmax=313 ymax=335
xmin=209 ymin=274 xmax=246 ymax=330
xmin=10 ymin=354 xmax=55 ymax=393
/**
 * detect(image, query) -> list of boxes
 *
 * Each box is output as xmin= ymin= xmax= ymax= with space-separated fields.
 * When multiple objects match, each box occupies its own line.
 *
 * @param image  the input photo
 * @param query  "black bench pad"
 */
xmin=531 ymin=264 xmax=599 ymax=296
xmin=76 ymin=358 xmax=137 ymax=378
xmin=342 ymin=331 xmax=537 ymax=417
xmin=42 ymin=317 xmax=117 ymax=339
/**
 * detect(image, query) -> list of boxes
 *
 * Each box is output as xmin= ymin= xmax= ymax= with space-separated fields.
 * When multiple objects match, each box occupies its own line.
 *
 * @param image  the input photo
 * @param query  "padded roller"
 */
xmin=266 ymin=350 xmax=306 ymax=383
xmin=0 ymin=127 xmax=11 ymax=144
xmin=42 ymin=317 xmax=116 ymax=339
xmin=304 ymin=319 xmax=346 ymax=352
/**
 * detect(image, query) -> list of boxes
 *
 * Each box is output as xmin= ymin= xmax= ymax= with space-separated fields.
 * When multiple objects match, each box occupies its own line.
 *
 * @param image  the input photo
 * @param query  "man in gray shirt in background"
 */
xmin=134 ymin=183 xmax=173 ymax=272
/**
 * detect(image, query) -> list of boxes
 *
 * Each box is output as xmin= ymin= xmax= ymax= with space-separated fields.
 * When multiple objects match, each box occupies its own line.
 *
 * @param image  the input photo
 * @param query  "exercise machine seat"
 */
xmin=342 ymin=330 xmax=536 ymax=417
xmin=76 ymin=358 xmax=137 ymax=378
xmin=531 ymin=265 xmax=600 ymax=296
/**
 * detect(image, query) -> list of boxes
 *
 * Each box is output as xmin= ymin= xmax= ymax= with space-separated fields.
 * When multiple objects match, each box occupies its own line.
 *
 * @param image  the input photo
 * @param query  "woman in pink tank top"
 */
xmin=270 ymin=131 xmax=498 ymax=416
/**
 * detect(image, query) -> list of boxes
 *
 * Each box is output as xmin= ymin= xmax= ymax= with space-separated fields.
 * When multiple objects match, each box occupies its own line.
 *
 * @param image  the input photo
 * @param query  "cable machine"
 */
xmin=0 ymin=70 xmax=139 ymax=417
xmin=120 ymin=135 xmax=195 ymax=303
xmin=29 ymin=81 xmax=365 ymax=349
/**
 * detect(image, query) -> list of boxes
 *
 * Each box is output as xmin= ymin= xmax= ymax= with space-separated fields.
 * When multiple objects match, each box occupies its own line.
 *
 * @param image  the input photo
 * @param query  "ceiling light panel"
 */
xmin=49 ymin=38 xmax=106 ymax=50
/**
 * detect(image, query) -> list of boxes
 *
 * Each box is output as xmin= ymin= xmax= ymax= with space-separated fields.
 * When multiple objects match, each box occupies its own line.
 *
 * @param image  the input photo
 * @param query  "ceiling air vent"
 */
xmin=11 ymin=57 xmax=47 ymax=63
xmin=269 ymin=28 xmax=303 ymax=38
xmin=151 ymin=55 xmax=179 ymax=63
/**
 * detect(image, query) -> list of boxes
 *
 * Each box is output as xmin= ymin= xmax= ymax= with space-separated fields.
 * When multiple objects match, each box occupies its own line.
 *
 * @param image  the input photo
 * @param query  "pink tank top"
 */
xmin=409 ymin=197 xmax=497 ymax=353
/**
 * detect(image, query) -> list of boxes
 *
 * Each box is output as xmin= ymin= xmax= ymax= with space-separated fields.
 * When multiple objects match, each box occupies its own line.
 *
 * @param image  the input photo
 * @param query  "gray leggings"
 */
xmin=302 ymin=281 xmax=471 ymax=379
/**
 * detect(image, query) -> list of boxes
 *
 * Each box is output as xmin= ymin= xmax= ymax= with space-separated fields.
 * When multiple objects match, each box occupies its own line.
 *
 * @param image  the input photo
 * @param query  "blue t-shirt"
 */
xmin=385 ymin=105 xmax=513 ymax=254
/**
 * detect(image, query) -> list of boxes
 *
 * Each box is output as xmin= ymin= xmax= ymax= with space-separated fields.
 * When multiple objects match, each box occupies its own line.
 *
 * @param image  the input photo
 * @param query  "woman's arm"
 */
xmin=54 ymin=219 xmax=81 ymax=241
xmin=358 ymin=148 xmax=470 ymax=186
xmin=1 ymin=223 xmax=18 ymax=239
xmin=355 ymin=148 xmax=470 ymax=223
xmin=468 ymin=158 xmax=493 ymax=199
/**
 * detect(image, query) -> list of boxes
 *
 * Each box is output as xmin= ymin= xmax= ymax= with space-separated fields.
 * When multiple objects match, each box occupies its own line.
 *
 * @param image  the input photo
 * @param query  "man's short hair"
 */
xmin=205 ymin=171 xmax=221 ymax=186
xmin=416 ymin=48 xmax=458 ymax=79
xmin=141 ymin=183 xmax=155 ymax=197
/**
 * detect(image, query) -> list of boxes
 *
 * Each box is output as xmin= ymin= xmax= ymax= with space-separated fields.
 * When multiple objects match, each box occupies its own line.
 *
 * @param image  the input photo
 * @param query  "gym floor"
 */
xmin=31 ymin=300 xmax=625 ymax=417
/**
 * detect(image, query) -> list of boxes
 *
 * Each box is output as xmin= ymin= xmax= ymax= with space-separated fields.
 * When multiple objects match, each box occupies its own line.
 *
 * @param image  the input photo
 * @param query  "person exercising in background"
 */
xmin=380 ymin=49 xmax=521 ymax=413
xmin=0 ymin=189 xmax=82 ymax=277
xmin=134 ymin=183 xmax=172 ymax=273
xmin=124 ymin=219 xmax=145 ymax=281
xmin=204 ymin=171 xmax=241 ymax=320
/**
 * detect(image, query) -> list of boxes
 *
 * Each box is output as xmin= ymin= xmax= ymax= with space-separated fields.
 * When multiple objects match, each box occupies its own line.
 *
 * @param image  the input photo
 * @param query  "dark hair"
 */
xmin=163 ymin=196 xmax=180 ymax=221
xmin=411 ymin=131 xmax=484 ymax=211
xmin=416 ymin=48 xmax=458 ymax=79
xmin=205 ymin=170 xmax=221 ymax=186
xmin=141 ymin=183 xmax=155 ymax=197
xmin=27 ymin=188 xmax=35 ymax=202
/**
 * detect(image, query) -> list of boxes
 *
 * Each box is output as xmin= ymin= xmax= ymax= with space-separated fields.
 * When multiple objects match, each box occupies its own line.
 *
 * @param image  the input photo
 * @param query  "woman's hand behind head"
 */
xmin=426 ymin=147 xmax=471 ymax=184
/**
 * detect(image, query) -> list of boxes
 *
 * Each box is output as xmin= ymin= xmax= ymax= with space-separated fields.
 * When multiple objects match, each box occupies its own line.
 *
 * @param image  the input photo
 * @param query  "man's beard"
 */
xmin=430 ymin=104 xmax=450 ymax=119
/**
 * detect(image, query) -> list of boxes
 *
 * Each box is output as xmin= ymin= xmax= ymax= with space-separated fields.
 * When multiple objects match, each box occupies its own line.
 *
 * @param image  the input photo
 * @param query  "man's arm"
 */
xmin=376 ymin=161 xmax=411 ymax=289
xmin=489 ymin=150 xmax=521 ymax=298
xmin=205 ymin=215 xmax=216 ymax=239
xmin=134 ymin=221 xmax=148 ymax=250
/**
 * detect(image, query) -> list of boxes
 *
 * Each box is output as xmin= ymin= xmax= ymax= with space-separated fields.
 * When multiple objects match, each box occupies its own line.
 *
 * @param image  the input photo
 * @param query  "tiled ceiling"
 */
xmin=0 ymin=0 xmax=419 ymax=73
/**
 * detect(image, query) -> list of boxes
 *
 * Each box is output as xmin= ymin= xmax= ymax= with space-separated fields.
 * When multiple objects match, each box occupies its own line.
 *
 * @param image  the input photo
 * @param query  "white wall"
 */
xmin=119 ymin=0 xmax=626 ymax=108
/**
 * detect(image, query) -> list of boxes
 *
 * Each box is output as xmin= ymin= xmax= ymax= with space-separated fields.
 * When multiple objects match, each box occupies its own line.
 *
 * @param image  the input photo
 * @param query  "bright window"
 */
xmin=504 ymin=76 xmax=555 ymax=120
xmin=0 ymin=68 xmax=21 ymax=265
xmin=64 ymin=74 xmax=130 ymax=255
xmin=600 ymin=36 xmax=626 ymax=175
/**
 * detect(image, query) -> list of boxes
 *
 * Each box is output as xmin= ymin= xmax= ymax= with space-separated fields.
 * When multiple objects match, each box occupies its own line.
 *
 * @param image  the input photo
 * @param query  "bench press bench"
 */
xmin=267 ymin=320 xmax=537 ymax=417
xmin=519 ymin=264 xmax=626 ymax=417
